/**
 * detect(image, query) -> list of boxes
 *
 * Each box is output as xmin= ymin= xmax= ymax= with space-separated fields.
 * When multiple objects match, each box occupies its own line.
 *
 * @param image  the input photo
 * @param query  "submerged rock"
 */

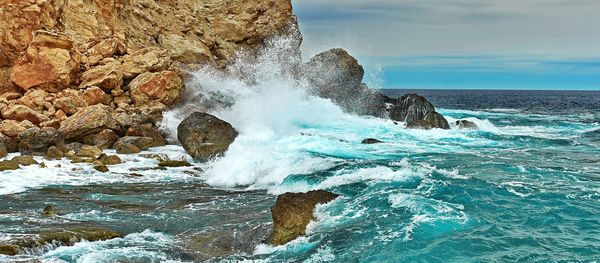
xmin=158 ymin=160 xmax=192 ymax=167
xmin=99 ymin=154 xmax=122 ymax=165
xmin=270 ymin=190 xmax=339 ymax=246
xmin=177 ymin=112 xmax=238 ymax=160
xmin=94 ymin=164 xmax=109 ymax=173
xmin=456 ymin=120 xmax=478 ymax=129
xmin=76 ymin=145 xmax=102 ymax=158
xmin=45 ymin=146 xmax=64 ymax=159
xmin=0 ymin=160 xmax=19 ymax=171
xmin=361 ymin=138 xmax=384 ymax=144
xmin=0 ymin=228 xmax=121 ymax=256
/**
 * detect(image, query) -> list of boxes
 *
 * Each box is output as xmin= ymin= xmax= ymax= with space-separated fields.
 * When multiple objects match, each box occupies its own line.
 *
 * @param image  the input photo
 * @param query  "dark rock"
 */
xmin=125 ymin=124 xmax=166 ymax=147
xmin=113 ymin=141 xmax=141 ymax=154
xmin=456 ymin=120 xmax=478 ymax=129
xmin=177 ymin=112 xmax=238 ymax=160
xmin=270 ymin=190 xmax=339 ymax=246
xmin=0 ymin=133 xmax=18 ymax=153
xmin=0 ymin=140 xmax=6 ymax=158
xmin=301 ymin=49 xmax=386 ymax=117
xmin=361 ymin=138 xmax=383 ymax=144
xmin=406 ymin=111 xmax=450 ymax=130
xmin=158 ymin=160 xmax=191 ymax=167
xmin=68 ymin=156 xmax=95 ymax=164
xmin=18 ymin=127 xmax=64 ymax=155
xmin=94 ymin=164 xmax=109 ymax=173
xmin=114 ymin=136 xmax=154 ymax=151
xmin=82 ymin=129 xmax=119 ymax=149
xmin=42 ymin=205 xmax=57 ymax=217
xmin=0 ymin=228 xmax=121 ymax=255
xmin=389 ymin=93 xmax=435 ymax=123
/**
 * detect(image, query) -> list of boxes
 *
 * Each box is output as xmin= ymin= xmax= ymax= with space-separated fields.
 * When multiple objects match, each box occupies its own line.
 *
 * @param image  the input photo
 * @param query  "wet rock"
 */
xmin=11 ymin=155 xmax=38 ymax=166
xmin=406 ymin=111 xmax=450 ymax=130
xmin=389 ymin=93 xmax=435 ymax=123
xmin=113 ymin=141 xmax=141 ymax=154
xmin=177 ymin=112 xmax=238 ymax=160
xmin=99 ymin=155 xmax=122 ymax=165
xmin=129 ymin=71 xmax=184 ymax=107
xmin=0 ymin=160 xmax=19 ymax=171
xmin=42 ymin=205 xmax=57 ymax=217
xmin=159 ymin=160 xmax=192 ymax=167
xmin=361 ymin=138 xmax=384 ymax=144
xmin=94 ymin=164 xmax=109 ymax=173
xmin=115 ymin=136 xmax=154 ymax=151
xmin=270 ymin=190 xmax=339 ymax=245
xmin=125 ymin=124 xmax=166 ymax=147
xmin=18 ymin=127 xmax=64 ymax=155
xmin=0 ymin=228 xmax=121 ymax=255
xmin=76 ymin=145 xmax=102 ymax=158
xmin=45 ymin=146 xmax=64 ymax=159
xmin=82 ymin=129 xmax=119 ymax=149
xmin=456 ymin=120 xmax=478 ymax=129
xmin=58 ymin=105 xmax=121 ymax=140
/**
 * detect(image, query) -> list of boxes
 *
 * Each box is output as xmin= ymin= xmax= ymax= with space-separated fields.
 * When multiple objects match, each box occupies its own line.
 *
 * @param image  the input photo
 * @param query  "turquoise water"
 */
xmin=1 ymin=98 xmax=599 ymax=262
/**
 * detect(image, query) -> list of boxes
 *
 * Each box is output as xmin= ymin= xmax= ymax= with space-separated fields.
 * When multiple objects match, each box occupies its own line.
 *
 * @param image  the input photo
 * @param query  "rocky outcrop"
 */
xmin=178 ymin=113 xmax=238 ymax=160
xmin=301 ymin=49 xmax=386 ymax=117
xmin=456 ymin=120 xmax=478 ymax=129
xmin=389 ymin=93 xmax=450 ymax=130
xmin=270 ymin=190 xmax=339 ymax=246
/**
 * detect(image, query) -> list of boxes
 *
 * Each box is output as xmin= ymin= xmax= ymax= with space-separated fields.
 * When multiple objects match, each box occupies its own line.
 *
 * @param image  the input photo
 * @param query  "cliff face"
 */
xmin=0 ymin=0 xmax=299 ymax=142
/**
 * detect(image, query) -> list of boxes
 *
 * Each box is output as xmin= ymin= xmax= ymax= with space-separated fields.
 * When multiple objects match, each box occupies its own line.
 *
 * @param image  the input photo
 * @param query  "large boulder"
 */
xmin=390 ymin=93 xmax=450 ymax=130
xmin=129 ymin=71 xmax=184 ymax=107
xmin=456 ymin=120 xmax=478 ymax=130
xmin=18 ymin=127 xmax=64 ymax=155
xmin=406 ymin=112 xmax=450 ymax=130
xmin=301 ymin=49 xmax=386 ymax=117
xmin=270 ymin=190 xmax=339 ymax=245
xmin=1 ymin=105 xmax=48 ymax=125
xmin=58 ymin=105 xmax=121 ymax=141
xmin=9 ymin=31 xmax=80 ymax=91
xmin=177 ymin=112 xmax=238 ymax=160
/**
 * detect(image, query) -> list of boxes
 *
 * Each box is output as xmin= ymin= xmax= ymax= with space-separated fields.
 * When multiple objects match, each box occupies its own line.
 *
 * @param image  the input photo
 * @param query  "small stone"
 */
xmin=94 ymin=165 xmax=109 ymax=173
xmin=361 ymin=138 xmax=383 ymax=144
xmin=114 ymin=136 xmax=154 ymax=151
xmin=99 ymin=155 xmax=122 ymax=165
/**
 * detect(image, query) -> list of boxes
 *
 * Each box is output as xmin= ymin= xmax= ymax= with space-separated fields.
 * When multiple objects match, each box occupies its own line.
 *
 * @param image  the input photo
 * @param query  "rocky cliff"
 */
xmin=0 ymin=0 xmax=299 ymax=147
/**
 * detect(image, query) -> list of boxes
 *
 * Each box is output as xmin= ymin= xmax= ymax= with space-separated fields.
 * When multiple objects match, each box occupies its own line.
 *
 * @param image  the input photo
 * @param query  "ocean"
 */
xmin=1 ymin=41 xmax=599 ymax=262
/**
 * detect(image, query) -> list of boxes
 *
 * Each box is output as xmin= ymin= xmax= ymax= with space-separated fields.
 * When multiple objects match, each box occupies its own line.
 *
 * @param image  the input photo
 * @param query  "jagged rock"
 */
xmin=406 ymin=112 xmax=450 ymax=130
xmin=113 ymin=141 xmax=141 ymax=154
xmin=76 ymin=145 xmax=102 ymax=158
xmin=79 ymin=59 xmax=123 ymax=91
xmin=0 ymin=228 xmax=121 ymax=256
xmin=9 ymin=31 xmax=79 ymax=91
xmin=82 ymin=87 xmax=107 ymax=106
xmin=122 ymin=47 xmax=171 ymax=79
xmin=389 ymin=93 xmax=436 ymax=123
xmin=115 ymin=136 xmax=154 ymax=151
xmin=302 ymin=49 xmax=385 ymax=116
xmin=158 ymin=160 xmax=192 ymax=167
xmin=129 ymin=71 xmax=184 ymax=107
xmin=82 ymin=129 xmax=119 ymax=149
xmin=1 ymin=104 xmax=48 ymax=125
xmin=58 ymin=105 xmax=121 ymax=140
xmin=270 ymin=190 xmax=339 ymax=245
xmin=125 ymin=124 xmax=166 ymax=147
xmin=456 ymin=120 xmax=478 ymax=129
xmin=177 ymin=112 xmax=238 ymax=160
xmin=11 ymin=155 xmax=38 ymax=166
xmin=361 ymin=138 xmax=384 ymax=144
xmin=18 ymin=127 xmax=64 ymax=155
xmin=46 ymin=146 xmax=64 ymax=159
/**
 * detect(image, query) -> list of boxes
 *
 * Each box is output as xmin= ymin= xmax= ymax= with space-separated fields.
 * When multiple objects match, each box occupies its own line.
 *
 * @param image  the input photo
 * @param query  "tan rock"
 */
xmin=58 ymin=105 xmax=121 ymax=140
xmin=10 ymin=31 xmax=79 ymax=91
xmin=82 ymin=129 xmax=119 ymax=150
xmin=0 ymin=120 xmax=26 ymax=138
xmin=54 ymin=89 xmax=87 ymax=115
xmin=121 ymin=47 xmax=171 ymax=79
xmin=129 ymin=71 xmax=184 ymax=107
xmin=84 ymin=38 xmax=126 ymax=66
xmin=79 ymin=59 xmax=123 ymax=91
xmin=126 ymin=124 xmax=166 ymax=147
xmin=113 ymin=141 xmax=141 ymax=154
xmin=82 ymin=87 xmax=107 ymax=106
xmin=16 ymin=90 xmax=48 ymax=111
xmin=1 ymin=105 xmax=48 ymax=125
xmin=158 ymin=34 xmax=214 ymax=65
xmin=76 ymin=145 xmax=102 ymax=158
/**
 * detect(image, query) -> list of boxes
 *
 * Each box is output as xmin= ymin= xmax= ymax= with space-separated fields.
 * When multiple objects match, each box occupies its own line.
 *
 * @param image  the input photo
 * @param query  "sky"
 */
xmin=292 ymin=0 xmax=600 ymax=90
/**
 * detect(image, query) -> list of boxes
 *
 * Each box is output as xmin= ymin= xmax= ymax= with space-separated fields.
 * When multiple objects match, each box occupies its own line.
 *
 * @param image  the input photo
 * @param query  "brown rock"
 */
xmin=82 ymin=87 xmax=107 ymax=106
xmin=76 ymin=145 xmax=102 ymax=158
xmin=10 ymin=31 xmax=79 ymax=91
xmin=114 ymin=137 xmax=154 ymax=151
xmin=113 ymin=142 xmax=141 ymax=154
xmin=54 ymin=89 xmax=87 ymax=115
xmin=121 ymin=47 xmax=171 ymax=79
xmin=456 ymin=120 xmax=478 ymax=130
xmin=270 ymin=190 xmax=339 ymax=245
xmin=0 ymin=120 xmax=27 ymax=138
xmin=94 ymin=164 xmax=109 ymax=173
xmin=0 ymin=133 xmax=18 ymax=153
xmin=18 ymin=127 xmax=64 ymax=155
xmin=12 ymin=155 xmax=39 ymax=166
xmin=99 ymin=155 xmax=122 ymax=165
xmin=46 ymin=146 xmax=64 ymax=159
xmin=0 ymin=140 xmax=6 ymax=158
xmin=125 ymin=124 xmax=166 ymax=147
xmin=16 ymin=89 xmax=48 ymax=111
xmin=82 ymin=129 xmax=119 ymax=149
xmin=58 ymin=105 xmax=121 ymax=140
xmin=0 ymin=160 xmax=19 ymax=171
xmin=79 ymin=59 xmax=123 ymax=91
xmin=85 ymin=38 xmax=125 ymax=66
xmin=1 ymin=105 xmax=48 ymax=125
xmin=129 ymin=71 xmax=184 ymax=107
xmin=177 ymin=112 xmax=238 ymax=160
